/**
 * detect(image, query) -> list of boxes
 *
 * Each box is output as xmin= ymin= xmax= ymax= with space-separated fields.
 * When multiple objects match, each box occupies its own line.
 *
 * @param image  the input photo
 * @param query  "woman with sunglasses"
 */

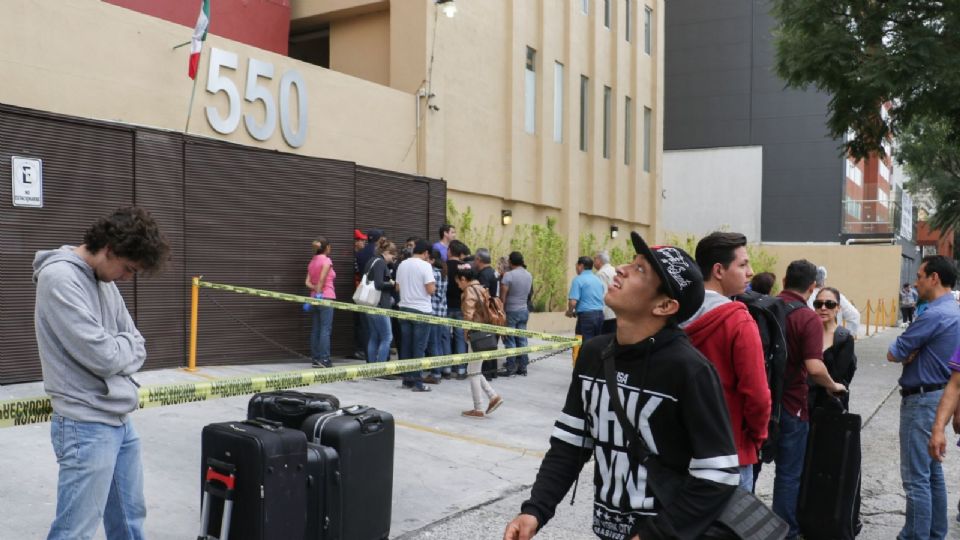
xmin=809 ymin=287 xmax=857 ymax=415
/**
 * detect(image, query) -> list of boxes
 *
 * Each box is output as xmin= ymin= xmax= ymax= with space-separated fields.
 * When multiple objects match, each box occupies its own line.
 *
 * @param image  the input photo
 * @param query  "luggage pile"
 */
xmin=198 ymin=391 xmax=394 ymax=540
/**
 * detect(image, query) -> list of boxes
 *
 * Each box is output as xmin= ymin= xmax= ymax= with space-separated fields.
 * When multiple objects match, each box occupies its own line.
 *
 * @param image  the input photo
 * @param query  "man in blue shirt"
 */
xmin=566 ymin=256 xmax=606 ymax=343
xmin=887 ymin=255 xmax=960 ymax=540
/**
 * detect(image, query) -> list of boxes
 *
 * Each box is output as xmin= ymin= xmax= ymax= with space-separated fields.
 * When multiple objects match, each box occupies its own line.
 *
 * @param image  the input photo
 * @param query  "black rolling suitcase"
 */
xmin=302 ymin=405 xmax=394 ymax=540
xmin=247 ymin=391 xmax=339 ymax=429
xmin=797 ymin=403 xmax=862 ymax=539
xmin=305 ymin=442 xmax=342 ymax=540
xmin=199 ymin=418 xmax=308 ymax=540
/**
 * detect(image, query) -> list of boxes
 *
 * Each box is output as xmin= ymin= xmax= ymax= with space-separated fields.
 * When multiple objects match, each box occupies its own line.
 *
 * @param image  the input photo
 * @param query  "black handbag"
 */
xmin=469 ymin=331 xmax=499 ymax=352
xmin=600 ymin=343 xmax=788 ymax=540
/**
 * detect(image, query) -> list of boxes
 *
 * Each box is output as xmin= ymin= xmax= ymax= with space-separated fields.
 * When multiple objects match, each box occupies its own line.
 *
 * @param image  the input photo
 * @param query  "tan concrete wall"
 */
xmin=759 ymin=244 xmax=902 ymax=318
xmin=0 ymin=0 xmax=416 ymax=173
xmin=330 ymin=10 xmax=390 ymax=86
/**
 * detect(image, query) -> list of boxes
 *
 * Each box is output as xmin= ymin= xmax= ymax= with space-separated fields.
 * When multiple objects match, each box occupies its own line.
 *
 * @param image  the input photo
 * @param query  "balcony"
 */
xmin=842 ymin=199 xmax=898 ymax=236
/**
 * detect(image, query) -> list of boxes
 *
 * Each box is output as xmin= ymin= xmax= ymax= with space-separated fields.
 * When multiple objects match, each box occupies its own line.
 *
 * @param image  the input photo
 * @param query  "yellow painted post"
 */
xmin=864 ymin=300 xmax=872 ymax=337
xmin=186 ymin=276 xmax=200 ymax=372
xmin=890 ymin=297 xmax=898 ymax=326
xmin=572 ymin=335 xmax=583 ymax=366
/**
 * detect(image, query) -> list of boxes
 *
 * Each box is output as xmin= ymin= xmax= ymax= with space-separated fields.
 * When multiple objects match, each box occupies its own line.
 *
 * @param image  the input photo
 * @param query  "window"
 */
xmin=604 ymin=0 xmax=611 ymax=28
xmin=553 ymin=62 xmax=564 ymax=143
xmin=846 ymin=159 xmax=863 ymax=186
xmin=643 ymin=106 xmax=652 ymax=171
xmin=624 ymin=96 xmax=632 ymax=165
xmin=644 ymin=6 xmax=652 ymax=55
xmin=879 ymin=189 xmax=889 ymax=208
xmin=879 ymin=160 xmax=890 ymax=181
xmin=579 ymin=75 xmax=589 ymax=151
xmin=525 ymin=47 xmax=536 ymax=134
xmin=625 ymin=0 xmax=632 ymax=42
xmin=603 ymin=86 xmax=612 ymax=159
xmin=582 ymin=0 xmax=589 ymax=15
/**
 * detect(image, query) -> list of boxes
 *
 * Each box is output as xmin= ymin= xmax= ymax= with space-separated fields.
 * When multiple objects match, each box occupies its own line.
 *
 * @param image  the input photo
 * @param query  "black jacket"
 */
xmin=521 ymin=326 xmax=739 ymax=539
xmin=809 ymin=326 xmax=857 ymax=413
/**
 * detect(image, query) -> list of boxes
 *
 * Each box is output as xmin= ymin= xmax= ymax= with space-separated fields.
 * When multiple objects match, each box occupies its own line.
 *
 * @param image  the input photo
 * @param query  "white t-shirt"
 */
xmin=397 ymin=257 xmax=436 ymax=313
xmin=595 ymin=264 xmax=617 ymax=321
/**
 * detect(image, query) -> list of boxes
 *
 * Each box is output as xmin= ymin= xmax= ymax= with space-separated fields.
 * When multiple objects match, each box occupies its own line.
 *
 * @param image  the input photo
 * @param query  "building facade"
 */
xmin=0 ymin=0 xmax=664 ymax=381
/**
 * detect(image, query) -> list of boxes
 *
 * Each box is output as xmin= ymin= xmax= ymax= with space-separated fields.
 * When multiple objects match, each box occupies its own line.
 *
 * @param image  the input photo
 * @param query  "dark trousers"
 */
xmin=901 ymin=306 xmax=916 ymax=324
xmin=575 ymin=310 xmax=604 ymax=344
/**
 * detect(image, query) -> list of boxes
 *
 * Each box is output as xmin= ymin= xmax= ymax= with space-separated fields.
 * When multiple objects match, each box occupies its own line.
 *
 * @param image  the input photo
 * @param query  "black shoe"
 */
xmin=516 ymin=369 xmax=528 ymax=376
xmin=312 ymin=360 xmax=332 ymax=368
xmin=441 ymin=372 xmax=453 ymax=380
xmin=411 ymin=383 xmax=432 ymax=392
xmin=401 ymin=380 xmax=415 ymax=388
xmin=497 ymin=368 xmax=517 ymax=377
xmin=455 ymin=373 xmax=468 ymax=381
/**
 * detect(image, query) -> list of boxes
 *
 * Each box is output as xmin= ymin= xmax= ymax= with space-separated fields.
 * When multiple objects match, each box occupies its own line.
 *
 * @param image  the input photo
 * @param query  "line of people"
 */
xmin=305 ymin=224 xmax=535 ymax=417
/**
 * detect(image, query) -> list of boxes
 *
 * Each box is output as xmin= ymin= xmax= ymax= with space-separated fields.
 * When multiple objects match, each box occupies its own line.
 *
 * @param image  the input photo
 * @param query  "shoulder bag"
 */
xmin=352 ymin=259 xmax=382 ymax=307
xmin=600 ymin=342 xmax=787 ymax=540
xmin=467 ymin=285 xmax=499 ymax=352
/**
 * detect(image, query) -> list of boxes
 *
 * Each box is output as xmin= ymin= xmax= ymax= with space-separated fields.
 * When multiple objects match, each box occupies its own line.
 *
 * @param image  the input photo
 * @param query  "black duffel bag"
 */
xmin=247 ymin=391 xmax=340 ymax=429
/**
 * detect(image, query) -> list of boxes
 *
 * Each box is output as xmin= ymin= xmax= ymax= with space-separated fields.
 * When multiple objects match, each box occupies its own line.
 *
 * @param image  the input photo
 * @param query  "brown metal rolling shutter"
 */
xmin=184 ymin=140 xmax=355 ymax=366
xmin=133 ymin=130 xmax=186 ymax=370
xmin=0 ymin=107 xmax=134 ymax=384
xmin=356 ymin=166 xmax=430 ymax=243
xmin=428 ymin=177 xmax=447 ymax=240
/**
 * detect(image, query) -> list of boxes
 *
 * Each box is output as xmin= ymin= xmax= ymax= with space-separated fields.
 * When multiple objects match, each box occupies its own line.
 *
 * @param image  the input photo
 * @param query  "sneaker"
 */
xmin=422 ymin=375 xmax=442 ymax=385
xmin=411 ymin=384 xmax=432 ymax=392
xmin=441 ymin=372 xmax=453 ymax=380
xmin=461 ymin=409 xmax=485 ymax=419
xmin=496 ymin=368 xmax=517 ymax=377
xmin=312 ymin=360 xmax=331 ymax=368
xmin=401 ymin=380 xmax=415 ymax=388
xmin=486 ymin=395 xmax=503 ymax=415
xmin=455 ymin=373 xmax=468 ymax=381
xmin=516 ymin=369 xmax=528 ymax=376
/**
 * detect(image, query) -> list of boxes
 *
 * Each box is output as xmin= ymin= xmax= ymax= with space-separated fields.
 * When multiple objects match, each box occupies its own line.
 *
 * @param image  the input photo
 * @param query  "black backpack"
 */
xmin=733 ymin=290 xmax=805 ymax=463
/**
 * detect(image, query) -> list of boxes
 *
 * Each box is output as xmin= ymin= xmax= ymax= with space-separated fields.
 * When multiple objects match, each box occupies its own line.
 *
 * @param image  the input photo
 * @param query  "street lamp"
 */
xmin=436 ymin=0 xmax=457 ymax=18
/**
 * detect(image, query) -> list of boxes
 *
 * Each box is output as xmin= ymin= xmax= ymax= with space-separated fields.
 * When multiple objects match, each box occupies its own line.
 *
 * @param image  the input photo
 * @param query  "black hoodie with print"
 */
xmin=520 ymin=326 xmax=739 ymax=540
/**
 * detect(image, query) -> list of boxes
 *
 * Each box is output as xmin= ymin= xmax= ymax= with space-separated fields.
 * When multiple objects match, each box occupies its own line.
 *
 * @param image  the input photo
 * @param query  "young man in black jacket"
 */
xmin=503 ymin=232 xmax=739 ymax=540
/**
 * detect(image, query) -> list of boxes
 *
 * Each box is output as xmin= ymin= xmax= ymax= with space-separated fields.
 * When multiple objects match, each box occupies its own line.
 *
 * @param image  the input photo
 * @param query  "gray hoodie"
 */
xmin=33 ymin=247 xmax=145 ymax=426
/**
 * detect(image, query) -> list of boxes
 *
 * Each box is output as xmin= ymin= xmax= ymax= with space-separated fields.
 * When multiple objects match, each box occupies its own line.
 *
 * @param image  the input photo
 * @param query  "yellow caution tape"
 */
xmin=0 ymin=343 xmax=576 ymax=429
xmin=198 ymin=280 xmax=571 ymax=342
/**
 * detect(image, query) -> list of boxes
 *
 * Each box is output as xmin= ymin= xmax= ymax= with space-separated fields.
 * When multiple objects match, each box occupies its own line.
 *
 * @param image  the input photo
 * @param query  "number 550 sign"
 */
xmin=204 ymin=47 xmax=308 ymax=148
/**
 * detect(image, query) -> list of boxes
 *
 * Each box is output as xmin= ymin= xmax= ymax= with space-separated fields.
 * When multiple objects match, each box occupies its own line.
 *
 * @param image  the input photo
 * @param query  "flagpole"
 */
xmin=185 ymin=73 xmax=200 ymax=133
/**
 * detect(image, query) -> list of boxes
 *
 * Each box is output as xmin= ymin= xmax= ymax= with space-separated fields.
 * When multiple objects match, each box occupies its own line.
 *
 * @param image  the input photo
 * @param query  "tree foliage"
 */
xmin=772 ymin=0 xmax=960 ymax=159
xmin=897 ymin=116 xmax=960 ymax=232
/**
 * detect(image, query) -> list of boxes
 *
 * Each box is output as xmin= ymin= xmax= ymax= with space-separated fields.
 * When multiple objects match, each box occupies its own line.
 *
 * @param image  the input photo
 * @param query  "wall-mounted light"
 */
xmin=436 ymin=0 xmax=457 ymax=18
xmin=501 ymin=210 xmax=513 ymax=226
xmin=610 ymin=225 xmax=619 ymax=239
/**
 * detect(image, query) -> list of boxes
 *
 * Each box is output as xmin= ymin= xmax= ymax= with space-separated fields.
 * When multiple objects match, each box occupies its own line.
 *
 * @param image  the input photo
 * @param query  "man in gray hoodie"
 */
xmin=33 ymin=207 xmax=169 ymax=540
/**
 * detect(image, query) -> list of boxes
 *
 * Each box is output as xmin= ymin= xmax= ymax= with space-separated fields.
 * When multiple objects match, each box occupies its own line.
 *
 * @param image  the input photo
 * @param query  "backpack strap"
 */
xmin=600 ymin=341 xmax=650 ymax=464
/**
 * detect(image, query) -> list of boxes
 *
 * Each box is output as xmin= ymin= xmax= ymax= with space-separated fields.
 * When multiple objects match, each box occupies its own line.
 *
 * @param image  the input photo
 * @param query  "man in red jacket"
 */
xmin=682 ymin=231 xmax=770 ymax=491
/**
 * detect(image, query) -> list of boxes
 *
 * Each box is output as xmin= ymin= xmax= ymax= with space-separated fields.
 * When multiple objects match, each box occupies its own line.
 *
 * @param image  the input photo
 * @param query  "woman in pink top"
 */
xmin=305 ymin=237 xmax=337 ymax=368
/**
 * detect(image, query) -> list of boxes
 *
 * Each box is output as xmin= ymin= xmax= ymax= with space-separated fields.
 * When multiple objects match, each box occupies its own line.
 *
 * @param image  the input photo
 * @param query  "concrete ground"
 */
xmin=2 ymin=328 xmax=960 ymax=539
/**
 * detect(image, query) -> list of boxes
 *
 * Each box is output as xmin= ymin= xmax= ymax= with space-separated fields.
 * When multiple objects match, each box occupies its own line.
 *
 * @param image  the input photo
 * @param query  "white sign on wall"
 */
xmin=901 ymin=191 xmax=913 ymax=241
xmin=11 ymin=157 xmax=43 ymax=208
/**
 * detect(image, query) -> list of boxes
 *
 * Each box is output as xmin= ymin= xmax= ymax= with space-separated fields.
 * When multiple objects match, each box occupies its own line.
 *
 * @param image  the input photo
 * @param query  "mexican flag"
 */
xmin=188 ymin=0 xmax=210 ymax=80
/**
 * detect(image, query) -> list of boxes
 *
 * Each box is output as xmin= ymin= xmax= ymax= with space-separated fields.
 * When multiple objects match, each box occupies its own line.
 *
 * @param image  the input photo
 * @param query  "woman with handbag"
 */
xmin=305 ymin=237 xmax=336 ymax=368
xmin=456 ymin=265 xmax=503 ymax=419
xmin=363 ymin=238 xmax=398 ymax=363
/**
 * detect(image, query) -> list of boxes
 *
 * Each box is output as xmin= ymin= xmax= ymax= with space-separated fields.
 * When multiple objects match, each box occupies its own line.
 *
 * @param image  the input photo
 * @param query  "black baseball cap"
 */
xmin=630 ymin=231 xmax=704 ymax=323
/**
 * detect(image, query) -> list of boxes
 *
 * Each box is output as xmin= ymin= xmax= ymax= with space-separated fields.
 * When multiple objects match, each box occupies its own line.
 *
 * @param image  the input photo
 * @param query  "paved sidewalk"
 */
xmin=2 ymin=328 xmax=960 ymax=539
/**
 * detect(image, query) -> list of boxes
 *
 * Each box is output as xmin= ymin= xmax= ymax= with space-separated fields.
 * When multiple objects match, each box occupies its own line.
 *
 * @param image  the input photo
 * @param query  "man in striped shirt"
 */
xmin=504 ymin=232 xmax=738 ymax=540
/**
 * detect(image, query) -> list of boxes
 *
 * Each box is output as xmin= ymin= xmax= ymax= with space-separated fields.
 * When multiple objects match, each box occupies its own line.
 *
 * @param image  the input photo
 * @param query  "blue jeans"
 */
xmin=427 ymin=323 xmax=452 ymax=376
xmin=502 ymin=309 xmax=530 ymax=372
xmin=48 ymin=415 xmax=146 ymax=540
xmin=448 ymin=309 xmax=467 ymax=374
xmin=366 ymin=314 xmax=392 ymax=363
xmin=899 ymin=390 xmax=948 ymax=540
xmin=310 ymin=305 xmax=334 ymax=362
xmin=772 ymin=412 xmax=809 ymax=539
xmin=575 ymin=310 xmax=604 ymax=343
xmin=738 ymin=465 xmax=754 ymax=492
xmin=399 ymin=308 xmax=431 ymax=384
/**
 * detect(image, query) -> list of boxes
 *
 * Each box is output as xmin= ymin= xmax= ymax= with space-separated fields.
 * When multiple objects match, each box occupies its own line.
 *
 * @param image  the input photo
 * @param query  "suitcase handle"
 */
xmin=243 ymin=417 xmax=283 ymax=431
xmin=343 ymin=405 xmax=371 ymax=416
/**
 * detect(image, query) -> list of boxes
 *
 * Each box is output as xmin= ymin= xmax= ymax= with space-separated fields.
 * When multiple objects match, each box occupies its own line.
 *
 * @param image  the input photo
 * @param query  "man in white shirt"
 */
xmin=593 ymin=251 xmax=617 ymax=334
xmin=396 ymin=239 xmax=437 ymax=392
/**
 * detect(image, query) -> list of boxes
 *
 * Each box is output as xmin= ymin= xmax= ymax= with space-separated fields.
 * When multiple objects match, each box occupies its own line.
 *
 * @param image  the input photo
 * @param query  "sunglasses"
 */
xmin=813 ymin=300 xmax=838 ymax=310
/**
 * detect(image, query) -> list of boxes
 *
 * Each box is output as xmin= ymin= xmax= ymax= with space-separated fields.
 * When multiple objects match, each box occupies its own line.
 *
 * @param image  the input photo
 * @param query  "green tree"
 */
xmin=771 ymin=0 xmax=960 ymax=159
xmin=897 ymin=116 xmax=960 ymax=232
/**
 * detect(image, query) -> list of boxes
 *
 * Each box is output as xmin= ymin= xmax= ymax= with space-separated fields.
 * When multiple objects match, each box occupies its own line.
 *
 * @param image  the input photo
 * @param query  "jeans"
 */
xmin=310 ymin=305 xmax=334 ymax=362
xmin=899 ymin=390 xmax=948 ymax=540
xmin=575 ymin=310 xmax=604 ymax=343
xmin=738 ymin=465 xmax=754 ymax=492
xmin=427 ymin=323 xmax=452 ymax=377
xmin=48 ymin=415 xmax=146 ymax=540
xmin=353 ymin=310 xmax=368 ymax=355
xmin=448 ymin=309 xmax=467 ymax=375
xmin=366 ymin=314 xmax=392 ymax=363
xmin=399 ymin=308 xmax=431 ymax=385
xmin=772 ymin=412 xmax=809 ymax=539
xmin=502 ymin=309 xmax=530 ymax=373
